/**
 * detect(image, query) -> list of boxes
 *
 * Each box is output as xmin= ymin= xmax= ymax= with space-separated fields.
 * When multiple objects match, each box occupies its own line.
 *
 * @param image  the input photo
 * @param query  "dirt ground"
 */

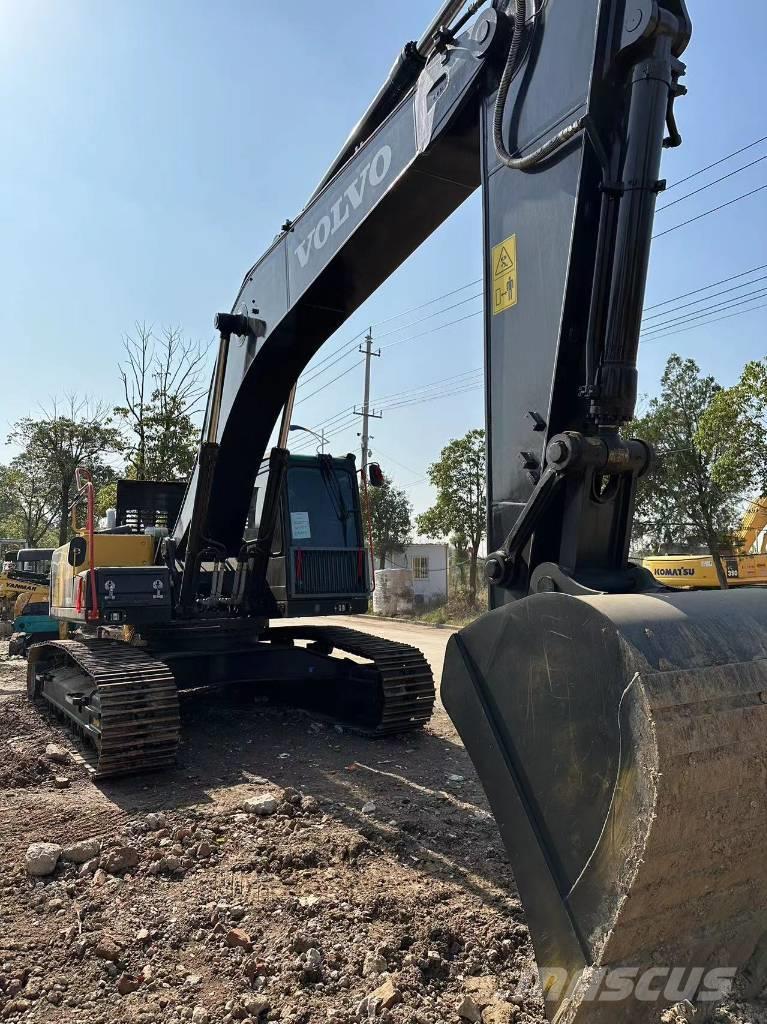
xmin=0 ymin=618 xmax=763 ymax=1024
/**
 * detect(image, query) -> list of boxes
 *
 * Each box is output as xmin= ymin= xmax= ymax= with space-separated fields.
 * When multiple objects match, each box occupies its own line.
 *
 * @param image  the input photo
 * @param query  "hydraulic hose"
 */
xmin=493 ymin=0 xmax=587 ymax=170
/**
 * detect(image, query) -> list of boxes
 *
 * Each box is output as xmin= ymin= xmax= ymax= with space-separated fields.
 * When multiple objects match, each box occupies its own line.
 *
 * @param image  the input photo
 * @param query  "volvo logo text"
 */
xmin=294 ymin=145 xmax=393 ymax=268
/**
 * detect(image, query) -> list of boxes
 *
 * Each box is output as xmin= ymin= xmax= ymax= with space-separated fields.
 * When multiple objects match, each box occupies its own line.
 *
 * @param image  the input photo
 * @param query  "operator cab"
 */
xmin=250 ymin=453 xmax=370 ymax=617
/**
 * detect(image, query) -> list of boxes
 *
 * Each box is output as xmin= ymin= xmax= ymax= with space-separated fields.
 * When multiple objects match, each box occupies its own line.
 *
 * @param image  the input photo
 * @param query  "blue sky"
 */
xmin=1 ymin=1 xmax=765 ymax=517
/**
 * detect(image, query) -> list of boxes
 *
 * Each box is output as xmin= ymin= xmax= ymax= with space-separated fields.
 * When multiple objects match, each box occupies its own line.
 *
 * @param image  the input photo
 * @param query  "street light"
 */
xmin=289 ymin=424 xmax=326 ymax=452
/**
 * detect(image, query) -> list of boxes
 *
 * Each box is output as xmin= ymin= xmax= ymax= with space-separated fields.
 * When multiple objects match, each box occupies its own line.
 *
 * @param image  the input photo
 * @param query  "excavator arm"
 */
xmin=161 ymin=3 xmax=767 ymax=1021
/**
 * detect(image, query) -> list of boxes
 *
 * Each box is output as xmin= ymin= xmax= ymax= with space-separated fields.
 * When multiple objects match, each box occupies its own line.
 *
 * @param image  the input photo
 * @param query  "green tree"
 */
xmin=698 ymin=357 xmax=767 ymax=496
xmin=368 ymin=475 xmax=412 ymax=569
xmin=631 ymin=355 xmax=755 ymax=589
xmin=114 ymin=322 xmax=207 ymax=481
xmin=0 ymin=455 xmax=59 ymax=546
xmin=9 ymin=397 xmax=123 ymax=545
xmin=417 ymin=428 xmax=486 ymax=605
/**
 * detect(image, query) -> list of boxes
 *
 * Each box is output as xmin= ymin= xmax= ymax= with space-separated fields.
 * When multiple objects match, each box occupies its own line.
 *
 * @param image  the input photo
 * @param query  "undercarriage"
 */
xmin=27 ymin=623 xmax=435 ymax=777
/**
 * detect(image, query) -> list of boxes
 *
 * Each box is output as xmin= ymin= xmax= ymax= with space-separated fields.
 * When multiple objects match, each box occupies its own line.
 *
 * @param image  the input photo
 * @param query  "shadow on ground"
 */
xmin=96 ymin=684 xmax=517 ymax=910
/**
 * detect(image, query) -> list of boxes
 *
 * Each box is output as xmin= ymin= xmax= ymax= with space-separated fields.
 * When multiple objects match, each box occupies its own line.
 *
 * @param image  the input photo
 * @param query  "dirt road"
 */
xmin=0 ymin=622 xmax=759 ymax=1024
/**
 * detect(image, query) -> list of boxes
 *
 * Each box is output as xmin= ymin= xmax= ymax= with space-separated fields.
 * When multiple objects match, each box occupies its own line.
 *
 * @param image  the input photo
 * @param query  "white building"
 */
xmin=383 ymin=542 xmax=449 ymax=609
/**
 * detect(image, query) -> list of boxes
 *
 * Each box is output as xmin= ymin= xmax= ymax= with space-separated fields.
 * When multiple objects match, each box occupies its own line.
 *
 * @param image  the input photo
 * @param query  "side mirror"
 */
xmin=68 ymin=537 xmax=87 ymax=568
xmin=368 ymin=463 xmax=384 ymax=488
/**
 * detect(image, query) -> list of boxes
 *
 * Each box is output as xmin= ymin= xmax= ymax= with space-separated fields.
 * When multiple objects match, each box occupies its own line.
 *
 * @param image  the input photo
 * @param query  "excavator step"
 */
xmin=27 ymin=639 xmax=180 ymax=779
xmin=442 ymin=587 xmax=767 ymax=1024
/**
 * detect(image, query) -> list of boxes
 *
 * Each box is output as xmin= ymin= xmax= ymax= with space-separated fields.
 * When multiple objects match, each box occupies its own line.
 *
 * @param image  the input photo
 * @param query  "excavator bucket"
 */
xmin=442 ymin=588 xmax=767 ymax=1023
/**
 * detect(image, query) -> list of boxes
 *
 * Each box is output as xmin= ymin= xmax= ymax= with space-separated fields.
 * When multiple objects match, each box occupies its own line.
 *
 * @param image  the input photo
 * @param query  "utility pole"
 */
xmin=354 ymin=328 xmax=382 ymax=475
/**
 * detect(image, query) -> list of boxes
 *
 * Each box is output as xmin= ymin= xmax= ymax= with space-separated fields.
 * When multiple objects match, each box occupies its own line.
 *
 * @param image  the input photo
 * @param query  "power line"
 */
xmin=381 ymin=381 xmax=483 ymax=412
xmin=298 ymin=341 xmax=367 ymax=390
xmin=300 ymin=328 xmax=368 ymax=378
xmin=640 ymin=286 xmax=767 ymax=337
xmin=643 ymin=274 xmax=767 ymax=322
xmin=294 ymin=357 xmax=364 ymax=405
xmin=369 ymin=448 xmax=422 ymax=478
xmin=297 ymin=279 xmax=482 ymax=381
xmin=652 ymin=182 xmax=767 ymax=239
xmin=641 ymin=282 xmax=767 ymax=332
xmin=297 ymin=289 xmax=482 ymax=391
xmin=663 ymin=134 xmax=767 ymax=192
xmin=289 ymin=416 xmax=358 ymax=454
xmin=372 ymin=367 xmax=482 ymax=406
xmin=373 ymin=292 xmax=483 ymax=341
xmin=641 ymin=300 xmax=767 ymax=346
xmin=382 ymin=309 xmax=483 ymax=351
xmin=371 ymin=278 xmax=482 ymax=328
xmin=644 ymin=263 xmax=767 ymax=311
xmin=309 ymin=406 xmax=355 ymax=430
xmin=376 ymin=378 xmax=484 ymax=413
xmin=656 ymin=154 xmax=767 ymax=213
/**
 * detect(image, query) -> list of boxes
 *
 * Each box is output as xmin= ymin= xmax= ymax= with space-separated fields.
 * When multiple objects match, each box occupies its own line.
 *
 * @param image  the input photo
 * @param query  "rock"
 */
xmin=136 ymin=928 xmax=150 ymax=942
xmin=45 ymin=744 xmax=69 ymax=764
xmin=102 ymin=846 xmax=139 ymax=874
xmin=116 ymin=973 xmax=142 ymax=995
xmin=355 ymin=995 xmax=381 ymax=1018
xmin=79 ymin=857 xmax=99 ymax=875
xmin=62 ymin=839 xmax=100 ymax=864
xmin=225 ymin=928 xmax=252 ymax=951
xmin=482 ymin=1003 xmax=518 ymax=1024
xmin=159 ymin=855 xmax=183 ymax=874
xmin=241 ymin=795 xmax=279 ymax=816
xmin=46 ymin=991 xmax=63 ymax=1006
xmin=448 ymin=773 xmax=466 ymax=783
xmin=186 ymin=975 xmax=202 ymax=987
xmin=465 ymin=977 xmax=499 ymax=1009
xmin=92 ymin=868 xmax=107 ymax=885
xmin=362 ymin=952 xmax=388 ymax=978
xmin=191 ymin=1008 xmax=210 ymax=1024
xmin=53 ymin=776 xmax=70 ymax=789
xmin=145 ymin=812 xmax=167 ymax=831
xmin=195 ymin=841 xmax=213 ymax=859
xmin=361 ymin=801 xmax=377 ymax=815
xmin=300 ymin=795 xmax=319 ymax=813
xmin=305 ymin=948 xmax=322 ymax=970
xmin=457 ymin=995 xmax=483 ymax=1023
xmin=243 ymin=997 xmax=269 ymax=1017
xmin=94 ymin=936 xmax=123 ymax=962
xmin=25 ymin=842 xmax=62 ymax=877
xmin=370 ymin=977 xmax=402 ymax=1010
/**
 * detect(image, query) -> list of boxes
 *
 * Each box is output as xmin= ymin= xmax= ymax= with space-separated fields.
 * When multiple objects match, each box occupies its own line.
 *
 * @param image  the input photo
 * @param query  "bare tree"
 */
xmin=115 ymin=323 xmax=208 ymax=481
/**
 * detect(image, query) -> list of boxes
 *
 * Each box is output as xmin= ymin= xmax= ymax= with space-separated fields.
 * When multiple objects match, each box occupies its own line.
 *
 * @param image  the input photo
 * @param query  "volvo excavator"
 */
xmin=27 ymin=1 xmax=767 ymax=1020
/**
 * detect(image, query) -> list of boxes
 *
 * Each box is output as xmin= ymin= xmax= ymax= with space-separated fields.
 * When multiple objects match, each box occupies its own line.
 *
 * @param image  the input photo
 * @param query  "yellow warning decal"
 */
xmin=491 ymin=233 xmax=518 ymax=315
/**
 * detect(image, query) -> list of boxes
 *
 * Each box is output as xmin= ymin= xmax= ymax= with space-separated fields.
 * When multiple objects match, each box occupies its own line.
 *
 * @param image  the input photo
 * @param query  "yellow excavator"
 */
xmin=0 ymin=548 xmax=53 ymax=622
xmin=643 ymin=497 xmax=767 ymax=587
xmin=27 ymin=2 xmax=767 ymax=1023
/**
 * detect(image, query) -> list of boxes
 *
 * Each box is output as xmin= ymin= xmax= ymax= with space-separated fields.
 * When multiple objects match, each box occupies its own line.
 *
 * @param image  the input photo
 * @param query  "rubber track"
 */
xmin=31 ymin=639 xmax=180 ymax=779
xmin=264 ymin=624 xmax=435 ymax=734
